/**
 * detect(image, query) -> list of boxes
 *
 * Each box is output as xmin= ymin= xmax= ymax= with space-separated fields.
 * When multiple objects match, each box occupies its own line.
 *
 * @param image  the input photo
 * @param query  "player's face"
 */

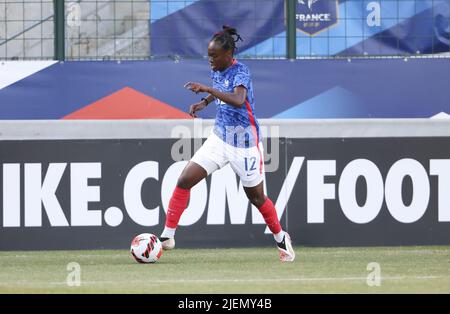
xmin=208 ymin=41 xmax=233 ymax=72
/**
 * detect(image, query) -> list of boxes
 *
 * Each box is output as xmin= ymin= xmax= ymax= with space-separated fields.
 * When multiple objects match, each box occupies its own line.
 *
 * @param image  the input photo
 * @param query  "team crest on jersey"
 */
xmin=296 ymin=0 xmax=339 ymax=36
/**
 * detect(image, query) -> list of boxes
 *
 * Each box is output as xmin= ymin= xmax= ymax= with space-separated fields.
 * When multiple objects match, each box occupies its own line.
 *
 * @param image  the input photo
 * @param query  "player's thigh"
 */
xmin=177 ymin=161 xmax=208 ymax=189
xmin=191 ymin=133 xmax=227 ymax=176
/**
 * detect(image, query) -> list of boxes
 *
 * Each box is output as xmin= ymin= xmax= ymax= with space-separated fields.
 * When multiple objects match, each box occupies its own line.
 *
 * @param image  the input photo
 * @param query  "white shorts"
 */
xmin=191 ymin=132 xmax=265 ymax=187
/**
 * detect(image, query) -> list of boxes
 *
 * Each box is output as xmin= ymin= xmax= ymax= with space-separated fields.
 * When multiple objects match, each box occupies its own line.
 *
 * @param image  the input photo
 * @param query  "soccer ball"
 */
xmin=130 ymin=233 xmax=163 ymax=263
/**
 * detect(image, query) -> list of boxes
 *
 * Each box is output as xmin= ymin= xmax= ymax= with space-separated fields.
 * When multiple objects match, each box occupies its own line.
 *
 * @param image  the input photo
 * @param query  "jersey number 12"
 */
xmin=244 ymin=157 xmax=257 ymax=172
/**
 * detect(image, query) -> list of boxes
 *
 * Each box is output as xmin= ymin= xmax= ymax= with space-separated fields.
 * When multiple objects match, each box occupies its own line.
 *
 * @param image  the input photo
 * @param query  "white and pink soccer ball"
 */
xmin=130 ymin=233 xmax=163 ymax=263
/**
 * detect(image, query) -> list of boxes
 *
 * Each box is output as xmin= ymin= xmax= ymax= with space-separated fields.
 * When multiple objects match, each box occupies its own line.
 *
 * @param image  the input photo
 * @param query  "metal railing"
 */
xmin=0 ymin=0 xmax=55 ymax=60
xmin=64 ymin=0 xmax=150 ymax=60
xmin=0 ymin=0 xmax=449 ymax=61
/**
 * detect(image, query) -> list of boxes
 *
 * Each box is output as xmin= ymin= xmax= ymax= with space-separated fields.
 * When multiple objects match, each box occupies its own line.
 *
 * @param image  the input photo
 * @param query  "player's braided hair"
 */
xmin=211 ymin=25 xmax=243 ymax=53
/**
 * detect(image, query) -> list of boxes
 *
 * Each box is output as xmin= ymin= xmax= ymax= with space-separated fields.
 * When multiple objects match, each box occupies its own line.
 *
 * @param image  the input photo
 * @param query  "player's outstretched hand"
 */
xmin=184 ymin=82 xmax=210 ymax=94
xmin=189 ymin=101 xmax=208 ymax=118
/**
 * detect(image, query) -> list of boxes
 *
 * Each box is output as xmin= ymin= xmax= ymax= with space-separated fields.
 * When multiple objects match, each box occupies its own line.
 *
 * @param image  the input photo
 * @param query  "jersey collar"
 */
xmin=219 ymin=58 xmax=238 ymax=74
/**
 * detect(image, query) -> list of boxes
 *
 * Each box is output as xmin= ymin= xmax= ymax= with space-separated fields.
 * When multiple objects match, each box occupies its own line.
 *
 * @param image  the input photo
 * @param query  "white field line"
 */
xmin=1 ymin=276 xmax=450 ymax=286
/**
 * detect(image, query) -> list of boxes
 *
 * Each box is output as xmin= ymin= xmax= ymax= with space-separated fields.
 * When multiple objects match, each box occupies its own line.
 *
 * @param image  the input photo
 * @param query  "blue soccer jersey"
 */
xmin=211 ymin=59 xmax=261 ymax=148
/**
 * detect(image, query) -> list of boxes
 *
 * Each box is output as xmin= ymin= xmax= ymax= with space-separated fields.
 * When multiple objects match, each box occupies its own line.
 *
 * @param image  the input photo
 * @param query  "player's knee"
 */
xmin=176 ymin=175 xmax=193 ymax=190
xmin=248 ymin=195 xmax=266 ymax=208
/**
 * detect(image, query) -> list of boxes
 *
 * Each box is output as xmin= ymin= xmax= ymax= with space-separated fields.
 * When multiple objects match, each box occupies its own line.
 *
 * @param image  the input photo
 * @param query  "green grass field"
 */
xmin=0 ymin=246 xmax=449 ymax=293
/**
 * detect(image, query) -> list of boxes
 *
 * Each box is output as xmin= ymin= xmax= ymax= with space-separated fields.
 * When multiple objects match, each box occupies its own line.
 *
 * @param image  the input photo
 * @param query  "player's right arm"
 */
xmin=185 ymin=82 xmax=246 ymax=108
xmin=189 ymin=94 xmax=215 ymax=118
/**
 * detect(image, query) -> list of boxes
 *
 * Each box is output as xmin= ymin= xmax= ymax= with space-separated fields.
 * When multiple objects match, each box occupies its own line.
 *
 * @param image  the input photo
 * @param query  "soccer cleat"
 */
xmin=276 ymin=233 xmax=295 ymax=262
xmin=159 ymin=237 xmax=175 ymax=250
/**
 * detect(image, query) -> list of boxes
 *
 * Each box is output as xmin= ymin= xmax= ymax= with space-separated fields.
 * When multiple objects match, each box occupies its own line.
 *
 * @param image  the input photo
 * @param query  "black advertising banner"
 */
xmin=0 ymin=139 xmax=287 ymax=250
xmin=286 ymin=137 xmax=450 ymax=246
xmin=1 ymin=137 xmax=449 ymax=250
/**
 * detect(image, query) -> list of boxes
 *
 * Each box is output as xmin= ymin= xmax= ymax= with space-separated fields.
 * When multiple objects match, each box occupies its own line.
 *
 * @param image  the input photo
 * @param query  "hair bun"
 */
xmin=221 ymin=25 xmax=242 ymax=43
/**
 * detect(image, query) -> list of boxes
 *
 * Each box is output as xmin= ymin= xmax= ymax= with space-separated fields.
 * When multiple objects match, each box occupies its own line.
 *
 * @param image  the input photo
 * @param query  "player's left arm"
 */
xmin=184 ymin=82 xmax=247 ymax=108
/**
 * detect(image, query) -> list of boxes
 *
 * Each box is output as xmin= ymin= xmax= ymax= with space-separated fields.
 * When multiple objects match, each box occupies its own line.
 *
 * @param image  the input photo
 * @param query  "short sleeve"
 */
xmin=232 ymin=66 xmax=251 ymax=90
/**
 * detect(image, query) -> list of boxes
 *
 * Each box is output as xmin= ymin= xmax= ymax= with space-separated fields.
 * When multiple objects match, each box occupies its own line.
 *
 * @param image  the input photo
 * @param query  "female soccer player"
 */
xmin=160 ymin=26 xmax=295 ymax=262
